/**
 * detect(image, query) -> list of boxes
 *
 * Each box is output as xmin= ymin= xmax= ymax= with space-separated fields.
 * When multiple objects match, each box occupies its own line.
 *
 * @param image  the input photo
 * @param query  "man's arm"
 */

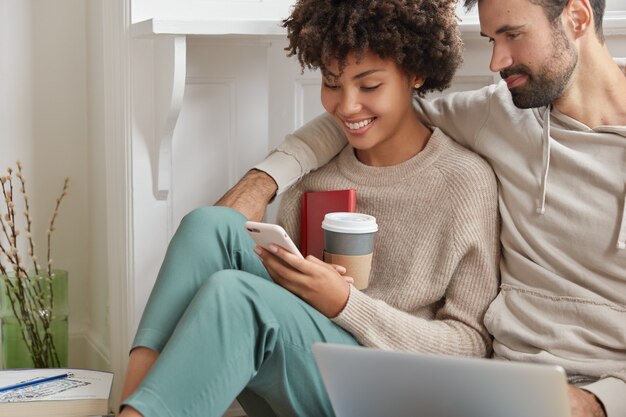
xmin=255 ymin=87 xmax=501 ymax=195
xmin=214 ymin=169 xmax=277 ymax=221
xmin=577 ymin=376 xmax=626 ymax=417
xmin=254 ymin=113 xmax=348 ymax=195
xmin=229 ymin=85 xmax=499 ymax=203
xmin=215 ymin=112 xmax=347 ymax=219
xmin=568 ymin=385 xmax=606 ymax=417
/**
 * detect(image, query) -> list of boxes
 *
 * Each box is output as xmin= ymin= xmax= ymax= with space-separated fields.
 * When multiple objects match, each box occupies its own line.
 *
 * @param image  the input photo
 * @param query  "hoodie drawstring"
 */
xmin=539 ymin=107 xmax=626 ymax=250
xmin=536 ymin=107 xmax=551 ymax=215
xmin=618 ymin=169 xmax=626 ymax=250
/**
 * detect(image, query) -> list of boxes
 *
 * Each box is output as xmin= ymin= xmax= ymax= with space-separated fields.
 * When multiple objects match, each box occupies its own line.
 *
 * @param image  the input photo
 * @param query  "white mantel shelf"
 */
xmin=132 ymin=18 xmax=286 ymax=38
xmin=132 ymin=12 xmax=626 ymax=39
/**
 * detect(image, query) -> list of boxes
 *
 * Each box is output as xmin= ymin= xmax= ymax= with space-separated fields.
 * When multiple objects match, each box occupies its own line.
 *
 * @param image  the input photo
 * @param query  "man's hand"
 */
xmin=568 ymin=385 xmax=606 ymax=417
xmin=215 ymin=169 xmax=278 ymax=221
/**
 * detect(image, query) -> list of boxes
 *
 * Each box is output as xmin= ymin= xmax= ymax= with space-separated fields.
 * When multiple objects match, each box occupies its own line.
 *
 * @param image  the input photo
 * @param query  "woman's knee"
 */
xmin=180 ymin=206 xmax=246 ymax=233
xmin=202 ymin=270 xmax=253 ymax=295
xmin=172 ymin=206 xmax=248 ymax=251
xmin=196 ymin=271 xmax=273 ymax=310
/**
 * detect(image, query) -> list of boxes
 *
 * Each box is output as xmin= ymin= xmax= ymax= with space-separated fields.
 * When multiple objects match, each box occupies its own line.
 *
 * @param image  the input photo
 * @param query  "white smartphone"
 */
xmin=245 ymin=221 xmax=304 ymax=259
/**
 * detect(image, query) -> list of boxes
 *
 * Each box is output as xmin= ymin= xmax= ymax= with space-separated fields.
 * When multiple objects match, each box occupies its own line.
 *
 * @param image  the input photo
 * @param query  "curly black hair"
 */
xmin=282 ymin=0 xmax=463 ymax=96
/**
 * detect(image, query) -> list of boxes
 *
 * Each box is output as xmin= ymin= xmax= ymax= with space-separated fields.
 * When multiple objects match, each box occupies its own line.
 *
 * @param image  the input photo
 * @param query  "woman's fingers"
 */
xmin=266 ymin=244 xmax=311 ymax=272
xmin=304 ymin=254 xmax=347 ymax=275
xmin=254 ymin=245 xmax=352 ymax=318
xmin=257 ymin=246 xmax=310 ymax=288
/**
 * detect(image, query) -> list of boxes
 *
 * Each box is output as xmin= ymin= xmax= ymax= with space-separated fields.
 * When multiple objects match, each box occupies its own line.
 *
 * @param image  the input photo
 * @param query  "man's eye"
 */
xmin=487 ymin=37 xmax=495 ymax=44
xmin=361 ymin=84 xmax=381 ymax=91
xmin=506 ymin=33 xmax=520 ymax=40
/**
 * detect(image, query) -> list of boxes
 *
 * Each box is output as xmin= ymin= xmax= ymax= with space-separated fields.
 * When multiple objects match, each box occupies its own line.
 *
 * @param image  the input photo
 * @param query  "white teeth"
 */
xmin=345 ymin=118 xmax=373 ymax=130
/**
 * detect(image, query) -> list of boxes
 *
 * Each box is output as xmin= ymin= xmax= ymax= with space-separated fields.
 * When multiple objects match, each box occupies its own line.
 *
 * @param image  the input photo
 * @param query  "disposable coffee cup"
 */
xmin=322 ymin=212 xmax=378 ymax=290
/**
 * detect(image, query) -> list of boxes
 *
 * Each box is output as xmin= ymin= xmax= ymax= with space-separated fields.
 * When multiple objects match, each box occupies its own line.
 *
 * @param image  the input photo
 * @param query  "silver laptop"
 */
xmin=312 ymin=343 xmax=571 ymax=417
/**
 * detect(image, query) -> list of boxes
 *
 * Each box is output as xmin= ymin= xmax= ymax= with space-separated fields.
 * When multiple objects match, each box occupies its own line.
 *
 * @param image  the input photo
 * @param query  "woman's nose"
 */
xmin=338 ymin=90 xmax=362 ymax=115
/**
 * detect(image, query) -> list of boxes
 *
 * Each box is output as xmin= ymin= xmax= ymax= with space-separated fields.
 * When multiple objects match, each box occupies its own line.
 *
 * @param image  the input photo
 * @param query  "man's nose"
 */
xmin=489 ymin=43 xmax=514 ymax=73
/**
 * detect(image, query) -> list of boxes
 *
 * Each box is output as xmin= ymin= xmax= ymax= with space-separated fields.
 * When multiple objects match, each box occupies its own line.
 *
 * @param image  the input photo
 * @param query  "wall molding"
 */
xmin=102 ymin=0 xmax=133 ymax=409
xmin=69 ymin=325 xmax=111 ymax=371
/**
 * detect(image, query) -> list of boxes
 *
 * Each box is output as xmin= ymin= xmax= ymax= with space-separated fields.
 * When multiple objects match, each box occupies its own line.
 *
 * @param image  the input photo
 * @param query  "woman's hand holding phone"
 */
xmin=246 ymin=221 xmax=351 ymax=318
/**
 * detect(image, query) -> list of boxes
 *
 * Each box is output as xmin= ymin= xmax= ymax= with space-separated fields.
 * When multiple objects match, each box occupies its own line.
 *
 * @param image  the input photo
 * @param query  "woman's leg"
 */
xmin=133 ymin=206 xmax=269 ymax=353
xmin=121 ymin=206 xmax=269 ymax=403
xmin=121 ymin=347 xmax=159 ymax=403
xmin=122 ymin=271 xmax=359 ymax=417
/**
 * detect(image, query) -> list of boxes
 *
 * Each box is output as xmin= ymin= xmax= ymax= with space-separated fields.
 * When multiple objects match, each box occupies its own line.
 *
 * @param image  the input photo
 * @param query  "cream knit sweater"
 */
xmin=276 ymin=129 xmax=500 ymax=357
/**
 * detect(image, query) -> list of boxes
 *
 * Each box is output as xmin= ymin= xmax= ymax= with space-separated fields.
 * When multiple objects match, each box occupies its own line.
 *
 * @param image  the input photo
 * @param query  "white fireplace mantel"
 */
xmin=132 ymin=19 xmax=287 ymax=200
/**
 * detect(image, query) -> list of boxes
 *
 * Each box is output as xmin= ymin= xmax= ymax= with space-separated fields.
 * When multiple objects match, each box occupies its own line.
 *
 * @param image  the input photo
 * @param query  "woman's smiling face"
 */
xmin=321 ymin=51 xmax=424 ymax=166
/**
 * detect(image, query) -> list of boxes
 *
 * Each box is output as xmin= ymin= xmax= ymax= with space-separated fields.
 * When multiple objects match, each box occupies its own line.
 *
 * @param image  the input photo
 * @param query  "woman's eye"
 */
xmin=323 ymin=83 xmax=339 ymax=90
xmin=361 ymin=84 xmax=381 ymax=91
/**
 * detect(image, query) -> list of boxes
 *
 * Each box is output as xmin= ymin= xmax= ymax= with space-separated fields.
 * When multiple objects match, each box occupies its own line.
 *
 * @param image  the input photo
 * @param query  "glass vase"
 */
xmin=0 ymin=269 xmax=68 ymax=369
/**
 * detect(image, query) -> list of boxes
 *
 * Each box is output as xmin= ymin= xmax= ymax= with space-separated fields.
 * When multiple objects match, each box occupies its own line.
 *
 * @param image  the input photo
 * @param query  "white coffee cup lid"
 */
xmin=322 ymin=212 xmax=378 ymax=234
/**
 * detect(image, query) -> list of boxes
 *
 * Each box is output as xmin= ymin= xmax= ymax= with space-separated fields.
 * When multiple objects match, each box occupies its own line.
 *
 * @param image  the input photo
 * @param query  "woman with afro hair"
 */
xmin=119 ymin=1 xmax=499 ymax=416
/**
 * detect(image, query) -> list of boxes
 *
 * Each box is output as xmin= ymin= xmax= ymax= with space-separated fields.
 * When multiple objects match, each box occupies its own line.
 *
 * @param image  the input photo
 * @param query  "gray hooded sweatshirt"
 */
xmin=255 ymin=60 xmax=626 ymax=416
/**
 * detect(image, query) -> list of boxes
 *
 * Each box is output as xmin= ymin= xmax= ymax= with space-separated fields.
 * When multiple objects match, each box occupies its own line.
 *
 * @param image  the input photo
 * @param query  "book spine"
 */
xmin=300 ymin=193 xmax=308 ymax=255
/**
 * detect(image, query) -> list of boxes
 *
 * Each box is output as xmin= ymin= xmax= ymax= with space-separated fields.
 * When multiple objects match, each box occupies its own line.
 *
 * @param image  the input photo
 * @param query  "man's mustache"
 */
xmin=500 ymin=66 xmax=531 ymax=80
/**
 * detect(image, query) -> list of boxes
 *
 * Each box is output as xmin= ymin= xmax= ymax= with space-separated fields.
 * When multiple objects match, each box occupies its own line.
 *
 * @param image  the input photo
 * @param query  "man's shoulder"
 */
xmin=435 ymin=130 xmax=493 ymax=171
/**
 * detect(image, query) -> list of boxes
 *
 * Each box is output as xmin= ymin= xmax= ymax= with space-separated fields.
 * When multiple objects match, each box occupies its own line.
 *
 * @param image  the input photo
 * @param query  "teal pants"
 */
xmin=123 ymin=207 xmax=359 ymax=417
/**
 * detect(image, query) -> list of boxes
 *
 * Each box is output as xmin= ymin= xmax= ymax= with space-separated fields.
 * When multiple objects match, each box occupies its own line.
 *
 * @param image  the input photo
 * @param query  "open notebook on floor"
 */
xmin=0 ymin=368 xmax=113 ymax=417
xmin=312 ymin=343 xmax=571 ymax=417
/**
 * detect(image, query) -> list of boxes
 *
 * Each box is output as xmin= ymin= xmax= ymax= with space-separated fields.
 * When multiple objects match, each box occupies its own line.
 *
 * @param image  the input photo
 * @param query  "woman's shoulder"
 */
xmin=432 ymin=129 xmax=497 ymax=193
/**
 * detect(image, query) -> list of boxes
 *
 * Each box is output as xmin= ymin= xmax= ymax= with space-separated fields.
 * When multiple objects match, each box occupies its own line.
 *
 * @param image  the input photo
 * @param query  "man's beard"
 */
xmin=501 ymin=26 xmax=578 ymax=109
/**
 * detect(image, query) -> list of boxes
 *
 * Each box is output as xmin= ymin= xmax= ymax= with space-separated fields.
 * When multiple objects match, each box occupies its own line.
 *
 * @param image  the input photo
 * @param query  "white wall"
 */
xmin=0 ymin=0 xmax=109 ymax=370
xmin=0 ymin=1 xmax=34 ymax=178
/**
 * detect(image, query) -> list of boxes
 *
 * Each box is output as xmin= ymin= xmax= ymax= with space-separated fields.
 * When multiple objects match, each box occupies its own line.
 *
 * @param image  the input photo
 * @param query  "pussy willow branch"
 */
xmin=46 ymin=177 xmax=68 ymax=305
xmin=0 ymin=239 xmax=47 ymax=363
xmin=0 ymin=164 xmax=64 ymax=367
xmin=0 ymin=237 xmax=57 ymax=366
xmin=1 ymin=179 xmax=15 ymax=247
xmin=0 ymin=257 xmax=7 ymax=275
xmin=16 ymin=162 xmax=39 ymax=275
xmin=14 ymin=165 xmax=47 ymax=318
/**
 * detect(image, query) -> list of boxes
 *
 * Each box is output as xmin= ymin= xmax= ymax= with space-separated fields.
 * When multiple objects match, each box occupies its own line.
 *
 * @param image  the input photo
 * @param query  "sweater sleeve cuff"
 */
xmin=253 ymin=150 xmax=304 ymax=196
xmin=254 ymin=131 xmax=323 ymax=195
xmin=582 ymin=377 xmax=626 ymax=417
xmin=332 ymin=286 xmax=376 ymax=337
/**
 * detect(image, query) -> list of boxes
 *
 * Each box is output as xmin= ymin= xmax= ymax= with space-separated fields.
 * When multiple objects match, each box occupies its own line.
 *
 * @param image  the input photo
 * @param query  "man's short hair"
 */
xmin=463 ymin=0 xmax=605 ymax=41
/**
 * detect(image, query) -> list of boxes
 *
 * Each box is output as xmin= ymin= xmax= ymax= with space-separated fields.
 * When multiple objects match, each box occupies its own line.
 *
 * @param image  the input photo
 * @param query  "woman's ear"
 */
xmin=412 ymin=75 xmax=426 ymax=89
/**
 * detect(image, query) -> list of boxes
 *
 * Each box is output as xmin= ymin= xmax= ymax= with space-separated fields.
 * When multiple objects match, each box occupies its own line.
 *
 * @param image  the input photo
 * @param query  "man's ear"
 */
xmin=563 ymin=0 xmax=593 ymax=38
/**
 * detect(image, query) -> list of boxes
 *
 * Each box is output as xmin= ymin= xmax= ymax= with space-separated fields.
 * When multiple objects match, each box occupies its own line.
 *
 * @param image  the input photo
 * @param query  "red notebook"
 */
xmin=301 ymin=189 xmax=356 ymax=259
